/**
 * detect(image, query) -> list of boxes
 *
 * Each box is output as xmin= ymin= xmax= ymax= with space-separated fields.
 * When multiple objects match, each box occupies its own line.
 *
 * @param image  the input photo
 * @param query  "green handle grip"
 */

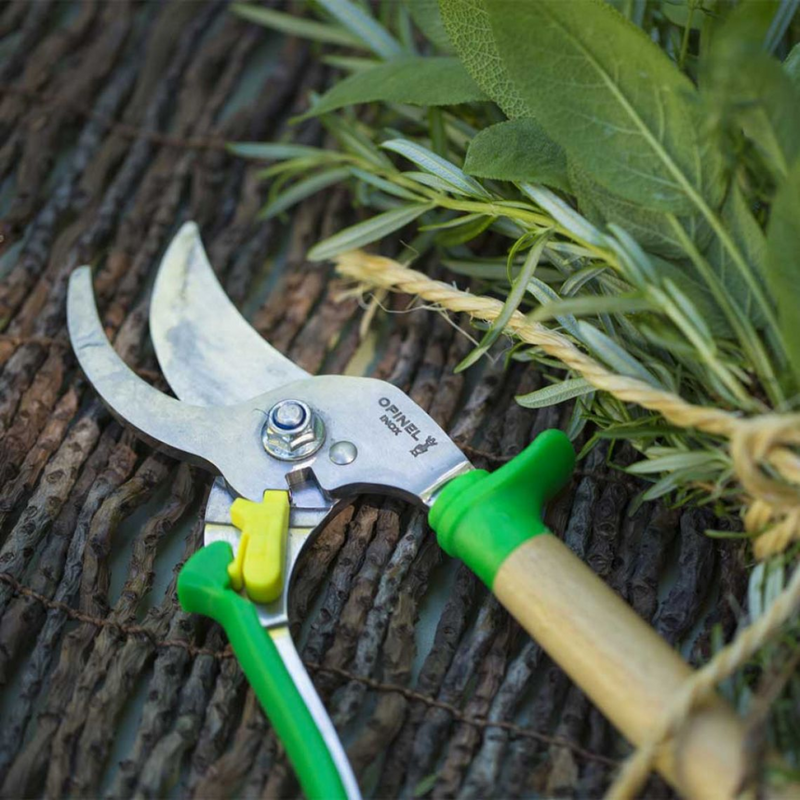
xmin=177 ymin=543 xmax=348 ymax=800
xmin=429 ymin=429 xmax=575 ymax=587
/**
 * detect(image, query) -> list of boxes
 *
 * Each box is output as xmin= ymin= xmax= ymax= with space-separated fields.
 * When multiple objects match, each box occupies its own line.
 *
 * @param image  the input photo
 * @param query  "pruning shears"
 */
xmin=68 ymin=223 xmax=749 ymax=800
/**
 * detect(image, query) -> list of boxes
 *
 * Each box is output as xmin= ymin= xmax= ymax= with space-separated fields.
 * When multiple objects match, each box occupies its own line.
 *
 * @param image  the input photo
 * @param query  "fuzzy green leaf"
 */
xmin=439 ymin=0 xmax=529 ymax=118
xmin=464 ymin=119 xmax=570 ymax=192
xmin=383 ymin=139 xmax=491 ymax=198
xmin=306 ymin=57 xmax=486 ymax=117
xmin=704 ymin=3 xmax=800 ymax=181
xmin=568 ymin=161 xmax=711 ymax=259
xmin=261 ymin=168 xmax=351 ymax=220
xmin=488 ymin=0 xmax=724 ymax=214
xmin=516 ymin=378 xmax=595 ymax=409
xmin=316 ymin=0 xmax=404 ymax=58
xmin=307 ymin=203 xmax=433 ymax=261
xmin=765 ymin=159 xmax=800 ymax=387
xmin=231 ymin=4 xmax=361 ymax=46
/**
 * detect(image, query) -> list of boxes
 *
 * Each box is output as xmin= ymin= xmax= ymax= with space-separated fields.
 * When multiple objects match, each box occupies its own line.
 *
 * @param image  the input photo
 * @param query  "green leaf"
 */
xmin=487 ymin=0 xmax=724 ymax=213
xmin=516 ymin=377 xmax=595 ymax=408
xmin=315 ymin=0 xmax=404 ymax=59
xmin=576 ymin=321 xmax=660 ymax=386
xmin=457 ymin=233 xmax=549 ymax=371
xmin=231 ymin=4 xmax=361 ymax=46
xmin=260 ymin=167 xmax=351 ymax=220
xmin=404 ymin=0 xmax=452 ymax=51
xmin=705 ymin=183 xmax=768 ymax=326
xmin=527 ymin=294 xmax=651 ymax=323
xmin=307 ymin=203 xmax=433 ymax=261
xmin=228 ymin=142 xmax=329 ymax=160
xmin=306 ymin=57 xmax=485 ymax=118
xmin=785 ymin=43 xmax=800 ymax=91
xmin=439 ymin=0 xmax=529 ymax=118
xmin=464 ymin=119 xmax=570 ymax=193
xmin=382 ymin=139 xmax=491 ymax=198
xmin=568 ymin=161 xmax=711 ymax=259
xmin=626 ymin=450 xmax=722 ymax=475
xmin=349 ymin=168 xmax=424 ymax=201
xmin=703 ymin=3 xmax=800 ymax=181
xmin=765 ymin=159 xmax=800 ymax=387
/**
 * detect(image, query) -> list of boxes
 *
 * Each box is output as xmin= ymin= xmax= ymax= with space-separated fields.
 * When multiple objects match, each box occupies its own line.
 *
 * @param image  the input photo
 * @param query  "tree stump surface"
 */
xmin=0 ymin=4 xmax=747 ymax=798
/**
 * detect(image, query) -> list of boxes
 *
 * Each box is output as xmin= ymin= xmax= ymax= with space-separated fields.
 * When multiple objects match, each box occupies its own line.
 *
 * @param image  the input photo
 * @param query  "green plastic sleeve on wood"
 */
xmin=177 ymin=543 xmax=348 ymax=800
xmin=429 ymin=429 xmax=576 ymax=587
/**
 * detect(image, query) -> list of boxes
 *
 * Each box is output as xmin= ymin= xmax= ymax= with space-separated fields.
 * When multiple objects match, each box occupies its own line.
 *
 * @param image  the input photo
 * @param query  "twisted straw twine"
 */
xmin=333 ymin=249 xmax=800 ymax=799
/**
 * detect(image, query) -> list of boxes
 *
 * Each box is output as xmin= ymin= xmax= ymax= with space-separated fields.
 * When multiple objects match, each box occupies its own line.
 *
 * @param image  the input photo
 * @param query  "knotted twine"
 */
xmin=333 ymin=249 xmax=800 ymax=799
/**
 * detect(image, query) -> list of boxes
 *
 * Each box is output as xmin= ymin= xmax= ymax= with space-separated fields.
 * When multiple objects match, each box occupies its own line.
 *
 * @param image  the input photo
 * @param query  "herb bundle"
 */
xmin=231 ymin=0 xmax=800 ymax=782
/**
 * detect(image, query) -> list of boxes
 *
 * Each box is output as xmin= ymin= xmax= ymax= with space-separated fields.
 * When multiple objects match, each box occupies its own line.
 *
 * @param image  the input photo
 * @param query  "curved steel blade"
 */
xmin=150 ymin=221 xmax=308 ymax=406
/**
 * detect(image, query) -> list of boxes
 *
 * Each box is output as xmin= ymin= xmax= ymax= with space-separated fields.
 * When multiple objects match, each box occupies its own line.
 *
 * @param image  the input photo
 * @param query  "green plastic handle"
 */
xmin=429 ymin=429 xmax=576 ymax=587
xmin=177 ymin=542 xmax=348 ymax=800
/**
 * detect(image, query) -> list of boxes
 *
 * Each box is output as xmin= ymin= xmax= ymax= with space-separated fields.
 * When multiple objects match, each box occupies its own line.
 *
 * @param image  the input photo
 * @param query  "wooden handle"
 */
xmin=494 ymin=535 xmax=747 ymax=800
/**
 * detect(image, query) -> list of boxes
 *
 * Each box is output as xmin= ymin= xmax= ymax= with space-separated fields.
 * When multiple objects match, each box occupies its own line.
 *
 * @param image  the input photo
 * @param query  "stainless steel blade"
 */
xmin=150 ymin=221 xmax=309 ymax=407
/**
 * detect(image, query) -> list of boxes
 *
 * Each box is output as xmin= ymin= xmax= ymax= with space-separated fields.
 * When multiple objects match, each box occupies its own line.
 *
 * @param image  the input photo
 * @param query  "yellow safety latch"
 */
xmin=228 ymin=490 xmax=289 ymax=604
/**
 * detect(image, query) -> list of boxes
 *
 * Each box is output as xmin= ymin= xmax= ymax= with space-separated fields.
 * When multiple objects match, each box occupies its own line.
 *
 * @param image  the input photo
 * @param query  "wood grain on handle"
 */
xmin=494 ymin=534 xmax=747 ymax=800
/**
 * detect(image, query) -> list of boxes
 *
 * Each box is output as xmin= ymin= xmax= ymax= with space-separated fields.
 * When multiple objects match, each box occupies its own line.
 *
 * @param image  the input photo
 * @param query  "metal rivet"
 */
xmin=329 ymin=441 xmax=357 ymax=466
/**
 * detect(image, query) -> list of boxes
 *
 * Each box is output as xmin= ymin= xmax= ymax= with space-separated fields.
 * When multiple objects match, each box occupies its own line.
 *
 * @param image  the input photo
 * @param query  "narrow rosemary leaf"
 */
xmin=528 ymin=294 xmax=651 ymax=323
xmin=349 ymin=167 xmax=424 ymax=201
xmin=401 ymin=171 xmax=470 ymax=197
xmin=520 ymin=184 xmax=606 ymax=247
xmin=435 ymin=214 xmax=494 ymax=247
xmin=320 ymin=114 xmax=393 ymax=168
xmin=308 ymin=203 xmax=433 ymax=261
xmin=527 ymin=277 xmax=580 ymax=338
xmin=560 ymin=266 xmax=607 ymax=296
xmin=404 ymin=0 xmax=452 ymax=51
xmin=260 ymin=167 xmax=351 ymax=220
xmin=305 ymin=58 xmax=485 ymax=117
xmin=322 ymin=55 xmax=382 ymax=72
xmin=316 ymin=0 xmax=404 ymax=59
xmin=785 ymin=43 xmax=800 ymax=90
xmin=383 ymin=139 xmax=491 ymax=199
xmin=228 ymin=142 xmax=328 ymax=160
xmin=576 ymin=321 xmax=660 ymax=387
xmin=626 ymin=451 xmax=723 ymax=475
xmin=230 ymin=4 xmax=360 ymax=47
xmin=516 ymin=377 xmax=594 ymax=408
xmin=420 ymin=212 xmax=485 ymax=231
xmin=456 ymin=234 xmax=548 ymax=372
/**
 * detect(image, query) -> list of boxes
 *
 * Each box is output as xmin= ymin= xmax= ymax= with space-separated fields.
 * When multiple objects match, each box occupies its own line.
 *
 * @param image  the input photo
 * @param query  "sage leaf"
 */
xmin=383 ymin=139 xmax=491 ymax=198
xmin=568 ymin=161 xmax=711 ymax=260
xmin=765 ymin=159 xmax=800 ymax=387
xmin=487 ymin=0 xmax=724 ymax=214
xmin=316 ymin=0 xmax=404 ymax=59
xmin=516 ymin=378 xmax=594 ymax=409
xmin=464 ymin=119 xmax=570 ymax=193
xmin=306 ymin=57 xmax=486 ymax=118
xmin=261 ymin=167 xmax=351 ymax=220
xmin=404 ymin=0 xmax=452 ymax=51
xmin=704 ymin=3 xmax=800 ymax=181
xmin=439 ymin=0 xmax=529 ymax=119
xmin=308 ymin=203 xmax=433 ymax=261
xmin=231 ymin=4 xmax=360 ymax=46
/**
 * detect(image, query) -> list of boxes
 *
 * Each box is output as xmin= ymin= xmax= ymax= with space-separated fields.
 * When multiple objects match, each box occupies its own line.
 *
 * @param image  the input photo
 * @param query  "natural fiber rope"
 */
xmin=333 ymin=249 xmax=800 ymax=798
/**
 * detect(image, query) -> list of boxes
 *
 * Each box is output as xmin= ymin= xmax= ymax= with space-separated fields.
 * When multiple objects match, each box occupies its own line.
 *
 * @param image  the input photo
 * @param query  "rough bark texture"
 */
xmin=0 ymin=5 xmax=747 ymax=798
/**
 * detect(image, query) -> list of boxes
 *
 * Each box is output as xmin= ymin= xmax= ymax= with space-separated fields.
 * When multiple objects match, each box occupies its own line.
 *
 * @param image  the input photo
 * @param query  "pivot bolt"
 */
xmin=263 ymin=400 xmax=325 ymax=461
